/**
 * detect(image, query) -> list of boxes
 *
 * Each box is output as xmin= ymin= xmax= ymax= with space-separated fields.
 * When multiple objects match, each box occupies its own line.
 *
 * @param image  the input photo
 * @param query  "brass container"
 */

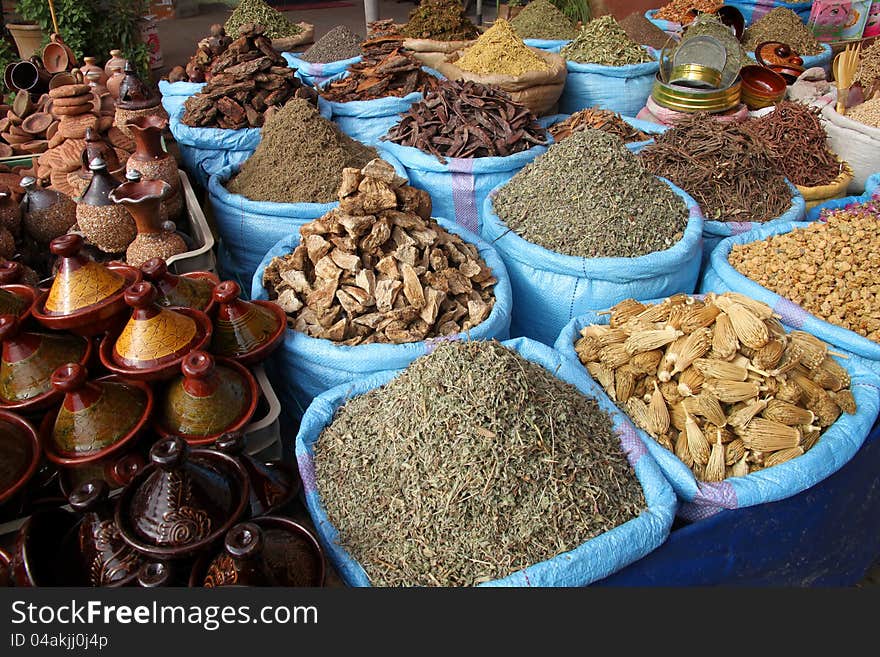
xmin=651 ymin=76 xmax=742 ymax=113
xmin=669 ymin=64 xmax=723 ymax=90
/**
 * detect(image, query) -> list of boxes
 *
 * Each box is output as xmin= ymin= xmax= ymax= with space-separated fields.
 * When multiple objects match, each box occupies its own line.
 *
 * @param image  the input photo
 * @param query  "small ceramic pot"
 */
xmin=109 ymin=179 xmax=187 ymax=268
xmin=10 ymin=58 xmax=51 ymax=96
xmin=210 ymin=281 xmax=286 ymax=366
xmin=42 ymin=33 xmax=77 ymax=74
xmin=76 ymin=157 xmax=137 ymax=254
xmin=0 ymin=279 xmax=36 ymax=321
xmin=105 ymin=50 xmax=127 ymax=79
xmin=140 ymin=257 xmax=218 ymax=312
xmin=20 ymin=176 xmax=77 ymax=244
xmin=115 ymin=436 xmax=251 ymax=560
xmin=106 ymin=66 xmax=125 ymax=100
xmin=11 ymin=506 xmax=78 ymax=586
xmin=0 ymin=410 xmax=41 ymax=506
xmin=126 ymin=114 xmax=183 ymax=220
xmin=80 ymin=57 xmax=107 ymax=86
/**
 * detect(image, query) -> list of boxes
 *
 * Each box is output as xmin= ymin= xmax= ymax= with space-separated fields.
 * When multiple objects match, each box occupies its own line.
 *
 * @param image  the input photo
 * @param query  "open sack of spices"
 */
xmin=509 ymin=0 xmax=579 ymax=51
xmin=283 ymin=26 xmax=364 ymax=88
xmin=555 ymin=292 xmax=880 ymax=519
xmin=296 ymin=338 xmax=676 ymax=586
xmin=400 ymin=0 xmax=479 ymax=56
xmin=379 ymin=79 xmax=549 ymax=233
xmin=480 ymin=128 xmax=704 ymax=346
xmin=225 ymin=0 xmax=314 ymax=51
xmin=701 ymin=198 xmax=880 ymax=374
xmin=251 ymin=158 xmax=513 ymax=415
xmin=545 ymin=107 xmax=666 ymax=154
xmin=428 ymin=19 xmax=567 ymax=117
xmin=741 ymin=7 xmax=832 ymax=72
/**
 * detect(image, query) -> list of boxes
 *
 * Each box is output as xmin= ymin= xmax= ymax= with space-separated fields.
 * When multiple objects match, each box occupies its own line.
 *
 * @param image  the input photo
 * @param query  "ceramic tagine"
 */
xmin=154 ymin=350 xmax=259 ymax=445
xmin=31 ymin=234 xmax=141 ymax=336
xmin=140 ymin=257 xmax=218 ymax=312
xmin=114 ymin=61 xmax=167 ymax=139
xmin=99 ymin=281 xmax=211 ymax=381
xmin=76 ymin=157 xmax=137 ymax=254
xmin=0 ymin=410 xmax=41 ymax=506
xmin=20 ymin=176 xmax=77 ymax=244
xmin=0 ymin=264 xmax=37 ymax=320
xmin=189 ymin=517 xmax=325 ymax=587
xmin=213 ymin=432 xmax=300 ymax=517
xmin=10 ymin=504 xmax=78 ymax=586
xmin=115 ymin=436 xmax=250 ymax=560
xmin=0 ymin=312 xmax=92 ymax=411
xmin=108 ymin=178 xmax=187 ymax=268
xmin=210 ymin=281 xmax=285 ymax=365
xmin=125 ymin=114 xmax=183 ymax=220
xmin=0 ymin=260 xmax=40 ymax=289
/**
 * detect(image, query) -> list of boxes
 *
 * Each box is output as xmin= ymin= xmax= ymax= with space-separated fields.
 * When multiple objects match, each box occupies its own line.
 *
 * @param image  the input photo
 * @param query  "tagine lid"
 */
xmin=115 ymin=436 xmax=250 ymax=558
xmin=0 ymin=409 xmax=41 ymax=505
xmin=140 ymin=258 xmax=219 ymax=312
xmin=0 ymin=313 xmax=91 ymax=410
xmin=210 ymin=281 xmax=286 ymax=365
xmin=41 ymin=363 xmax=153 ymax=465
xmin=41 ymin=234 xmax=128 ymax=316
xmin=116 ymin=61 xmax=161 ymax=110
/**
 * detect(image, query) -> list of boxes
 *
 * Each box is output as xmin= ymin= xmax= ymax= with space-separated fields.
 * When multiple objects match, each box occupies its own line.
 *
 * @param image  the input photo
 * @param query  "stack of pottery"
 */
xmin=0 ymin=89 xmax=53 ymax=159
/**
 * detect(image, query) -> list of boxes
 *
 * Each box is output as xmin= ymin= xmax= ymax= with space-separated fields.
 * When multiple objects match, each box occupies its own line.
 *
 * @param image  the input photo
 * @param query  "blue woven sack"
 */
xmin=559 ymin=51 xmax=659 ymax=117
xmin=283 ymin=52 xmax=360 ymax=88
xmin=158 ymin=80 xmax=205 ymax=118
xmin=523 ymin=38 xmax=571 ymax=52
xmin=724 ymin=0 xmax=814 ymax=25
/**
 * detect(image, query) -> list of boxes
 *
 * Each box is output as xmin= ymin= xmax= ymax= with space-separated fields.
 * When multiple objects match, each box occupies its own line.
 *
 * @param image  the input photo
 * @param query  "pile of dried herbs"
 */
xmin=455 ymin=19 xmax=550 ymax=76
xmin=224 ymin=0 xmax=302 ymax=39
xmin=654 ymin=0 xmax=722 ymax=24
xmin=742 ymin=8 xmax=823 ymax=55
xmin=314 ymin=339 xmax=646 ymax=586
xmin=384 ymin=80 xmax=548 ymax=162
xmin=561 ymin=15 xmax=652 ymax=66
xmin=400 ymin=0 xmax=479 ymax=41
xmin=619 ymin=11 xmax=675 ymax=50
xmin=300 ymin=25 xmax=363 ymax=63
xmin=640 ymin=113 xmax=792 ymax=223
xmin=510 ymin=0 xmax=578 ymax=41
xmin=549 ymin=108 xmax=649 ymax=144
xmin=493 ymin=129 xmax=688 ymax=258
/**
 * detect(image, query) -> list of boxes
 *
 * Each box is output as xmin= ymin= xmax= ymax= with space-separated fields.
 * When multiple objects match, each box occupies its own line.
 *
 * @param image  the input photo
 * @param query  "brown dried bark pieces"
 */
xmin=319 ymin=45 xmax=439 ymax=103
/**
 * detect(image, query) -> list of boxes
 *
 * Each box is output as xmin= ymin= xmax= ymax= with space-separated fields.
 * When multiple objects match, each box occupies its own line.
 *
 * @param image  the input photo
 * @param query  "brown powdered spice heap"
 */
xmin=315 ymin=339 xmax=645 ymax=586
xmin=401 ymin=0 xmax=479 ymax=41
xmin=227 ymin=99 xmax=377 ymax=204
xmin=455 ymin=19 xmax=550 ymax=76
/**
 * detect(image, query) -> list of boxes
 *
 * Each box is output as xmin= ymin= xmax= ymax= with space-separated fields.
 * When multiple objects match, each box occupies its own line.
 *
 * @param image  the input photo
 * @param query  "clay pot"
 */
xmin=189 ymin=517 xmax=325 ymax=587
xmin=98 ymin=281 xmax=212 ymax=382
xmin=140 ymin=257 xmax=218 ymax=312
xmin=32 ymin=234 xmax=141 ymax=336
xmin=11 ymin=506 xmax=78 ymax=586
xmin=42 ymin=33 xmax=77 ymax=74
xmin=0 ymin=260 xmax=41 ymax=289
xmin=113 ymin=61 xmax=165 ymax=140
xmin=214 ymin=432 xmax=300 ymax=517
xmin=80 ymin=57 xmax=107 ymax=86
xmin=10 ymin=58 xmax=51 ymax=96
xmin=0 ymin=277 xmax=36 ymax=321
xmin=85 ymin=71 xmax=109 ymax=98
xmin=105 ymin=50 xmax=127 ymax=79
xmin=0 ymin=313 xmax=92 ymax=411
xmin=76 ymin=157 xmax=137 ymax=254
xmin=20 ymin=175 xmax=77 ymax=244
xmin=115 ymin=436 xmax=250 ymax=560
xmin=0 ymin=410 xmax=41 ymax=506
xmin=210 ymin=281 xmax=286 ymax=366
xmin=70 ymin=128 xmax=126 ymax=197
xmin=57 ymin=450 xmax=146 ymax=501
xmin=0 ymin=186 xmax=21 ymax=237
xmin=125 ymin=114 xmax=183 ymax=219
xmin=106 ymin=66 xmax=125 ymax=100
xmin=108 ymin=178 xmax=187 ymax=267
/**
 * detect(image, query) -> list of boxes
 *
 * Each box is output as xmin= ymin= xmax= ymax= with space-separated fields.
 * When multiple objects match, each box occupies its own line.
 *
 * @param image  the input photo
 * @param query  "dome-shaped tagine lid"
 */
xmin=115 ymin=436 xmax=250 ymax=559
xmin=39 ymin=363 xmax=153 ymax=466
xmin=117 ymin=61 xmax=160 ymax=111
xmin=0 ymin=409 xmax=41 ymax=505
xmin=32 ymin=234 xmax=141 ymax=335
xmin=214 ymin=432 xmax=300 ymax=517
xmin=210 ymin=281 xmax=285 ymax=365
xmin=155 ymin=351 xmax=258 ymax=446
xmin=0 ymin=313 xmax=92 ymax=411
xmin=62 ymin=479 xmax=145 ymax=587
xmin=140 ymin=258 xmax=219 ymax=312
xmin=190 ymin=516 xmax=325 ymax=587
xmin=99 ymin=281 xmax=212 ymax=381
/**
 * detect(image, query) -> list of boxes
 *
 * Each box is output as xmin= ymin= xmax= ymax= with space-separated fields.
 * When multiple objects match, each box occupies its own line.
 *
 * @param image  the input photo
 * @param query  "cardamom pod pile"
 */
xmin=572 ymin=292 xmax=857 ymax=482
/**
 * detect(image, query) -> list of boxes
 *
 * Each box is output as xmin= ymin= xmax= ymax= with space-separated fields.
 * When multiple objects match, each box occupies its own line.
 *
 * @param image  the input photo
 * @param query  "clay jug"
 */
xmin=20 ymin=176 xmax=76 ymax=244
xmin=108 ymin=179 xmax=186 ymax=268
xmin=80 ymin=57 xmax=107 ymax=86
xmin=104 ymin=50 xmax=126 ymax=78
xmin=126 ymin=115 xmax=182 ymax=220
xmin=76 ymin=157 xmax=137 ymax=254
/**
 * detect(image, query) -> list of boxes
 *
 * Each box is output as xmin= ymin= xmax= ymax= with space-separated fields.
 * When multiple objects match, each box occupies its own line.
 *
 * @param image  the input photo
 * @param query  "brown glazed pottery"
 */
xmin=43 ymin=33 xmax=78 ymax=74
xmin=155 ymin=351 xmax=259 ymax=445
xmin=116 ymin=61 xmax=160 ymax=111
xmin=59 ymin=479 xmax=145 ymax=587
xmin=0 ymin=409 xmax=41 ymax=505
xmin=31 ymin=234 xmax=142 ymax=336
xmin=0 ymin=261 xmax=41 ymax=289
xmin=76 ymin=157 xmax=137 ymax=254
xmin=98 ymin=281 xmax=212 ymax=381
xmin=11 ymin=506 xmax=78 ymax=586
xmin=58 ymin=450 xmax=146 ymax=500
xmin=190 ymin=517 xmax=325 ymax=587
xmin=0 ymin=278 xmax=36 ymax=321
xmin=39 ymin=362 xmax=153 ymax=468
xmin=0 ymin=312 xmax=92 ymax=411
xmin=20 ymin=176 xmax=77 ymax=244
xmin=115 ymin=436 xmax=250 ymax=560
xmin=140 ymin=257 xmax=218 ymax=312
xmin=126 ymin=115 xmax=183 ymax=220
xmin=210 ymin=281 xmax=286 ymax=366
xmin=214 ymin=432 xmax=300 ymax=517
xmin=0 ymin=184 xmax=21 ymax=235
xmin=136 ymin=560 xmax=176 ymax=587
xmin=0 ymin=547 xmax=10 ymax=586
xmin=109 ymin=178 xmax=187 ymax=268
xmin=70 ymin=128 xmax=125 ymax=197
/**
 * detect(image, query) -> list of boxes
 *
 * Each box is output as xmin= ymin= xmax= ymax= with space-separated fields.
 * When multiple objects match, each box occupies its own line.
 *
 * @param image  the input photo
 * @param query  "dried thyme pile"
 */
xmin=493 ymin=129 xmax=688 ymax=258
xmin=510 ymin=0 xmax=578 ymax=41
xmin=561 ymin=15 xmax=652 ymax=66
xmin=314 ymin=340 xmax=646 ymax=587
xmin=741 ymin=8 xmax=823 ymax=56
xmin=224 ymin=0 xmax=302 ymax=39
xmin=400 ymin=0 xmax=479 ymax=41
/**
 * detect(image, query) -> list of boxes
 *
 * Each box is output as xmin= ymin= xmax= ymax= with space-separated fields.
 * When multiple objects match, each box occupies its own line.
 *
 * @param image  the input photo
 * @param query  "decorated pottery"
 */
xmin=0 ymin=184 xmax=21 ymax=236
xmin=0 ymin=260 xmax=40 ymax=289
xmin=0 ymin=274 xmax=36 ymax=321
xmin=58 ymin=450 xmax=146 ymax=500
xmin=115 ymin=436 xmax=250 ymax=560
xmin=189 ymin=517 xmax=325 ymax=588
xmin=31 ymin=234 xmax=141 ymax=336
xmin=98 ymin=281 xmax=212 ymax=381
xmin=76 ymin=157 xmax=137 ymax=254
xmin=114 ymin=62 xmax=167 ymax=140
xmin=59 ymin=480 xmax=144 ymax=587
xmin=136 ymin=560 xmax=176 ymax=587
xmin=11 ymin=506 xmax=78 ymax=586
xmin=0 ymin=410 xmax=41 ymax=505
xmin=126 ymin=115 xmax=183 ymax=221
xmin=155 ymin=351 xmax=259 ymax=445
xmin=39 ymin=363 xmax=153 ymax=468
xmin=124 ymin=170 xmax=168 ymax=225
xmin=108 ymin=179 xmax=187 ymax=268
xmin=69 ymin=128 xmax=125 ymax=197
xmin=214 ymin=432 xmax=299 ymax=517
xmin=210 ymin=281 xmax=285 ymax=365
xmin=0 ymin=313 xmax=92 ymax=411
xmin=20 ymin=176 xmax=77 ymax=244
xmin=140 ymin=257 xmax=218 ymax=312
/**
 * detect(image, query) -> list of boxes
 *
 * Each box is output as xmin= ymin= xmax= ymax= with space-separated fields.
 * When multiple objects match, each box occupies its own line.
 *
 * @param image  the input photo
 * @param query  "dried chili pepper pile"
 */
xmin=383 ymin=80 xmax=548 ymax=162
xmin=319 ymin=37 xmax=439 ymax=102
xmin=743 ymin=101 xmax=842 ymax=187
xmin=549 ymin=108 xmax=649 ymax=144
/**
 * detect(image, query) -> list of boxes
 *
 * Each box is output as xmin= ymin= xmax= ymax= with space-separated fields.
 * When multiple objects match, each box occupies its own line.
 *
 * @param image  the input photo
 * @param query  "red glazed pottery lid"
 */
xmin=57 ymin=450 xmax=146 ymax=500
xmin=0 ymin=409 xmax=41 ymax=504
xmin=40 ymin=363 xmax=153 ymax=466
xmin=140 ymin=258 xmax=219 ymax=312
xmin=0 ymin=261 xmax=41 ymax=289
xmin=115 ymin=436 xmax=250 ymax=560
xmin=154 ymin=351 xmax=259 ymax=445
xmin=210 ymin=281 xmax=285 ymax=365
xmin=0 ymin=313 xmax=92 ymax=411
xmin=0 ymin=283 xmax=35 ymax=320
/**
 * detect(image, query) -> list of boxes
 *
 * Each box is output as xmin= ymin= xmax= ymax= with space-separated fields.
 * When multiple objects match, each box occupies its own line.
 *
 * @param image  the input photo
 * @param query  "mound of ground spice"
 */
xmin=742 ymin=7 xmax=823 ymax=56
xmin=619 ymin=11 xmax=675 ymax=50
xmin=510 ymin=0 xmax=578 ymax=41
xmin=300 ymin=25 xmax=363 ymax=63
xmin=455 ymin=19 xmax=550 ymax=76
xmin=401 ymin=0 xmax=479 ymax=41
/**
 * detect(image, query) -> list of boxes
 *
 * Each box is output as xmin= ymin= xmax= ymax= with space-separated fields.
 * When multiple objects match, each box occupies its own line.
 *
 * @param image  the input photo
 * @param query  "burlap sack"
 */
xmin=402 ymin=38 xmax=476 ymax=54
xmin=272 ymin=23 xmax=315 ymax=52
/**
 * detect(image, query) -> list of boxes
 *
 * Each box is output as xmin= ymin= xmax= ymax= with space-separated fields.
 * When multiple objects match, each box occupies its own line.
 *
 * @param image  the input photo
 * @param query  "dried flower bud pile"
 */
xmin=573 ymin=292 xmax=857 ymax=481
xmin=548 ymin=107 xmax=649 ymax=144
xmin=729 ymin=202 xmax=880 ymax=343
xmin=262 ymin=159 xmax=497 ymax=345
